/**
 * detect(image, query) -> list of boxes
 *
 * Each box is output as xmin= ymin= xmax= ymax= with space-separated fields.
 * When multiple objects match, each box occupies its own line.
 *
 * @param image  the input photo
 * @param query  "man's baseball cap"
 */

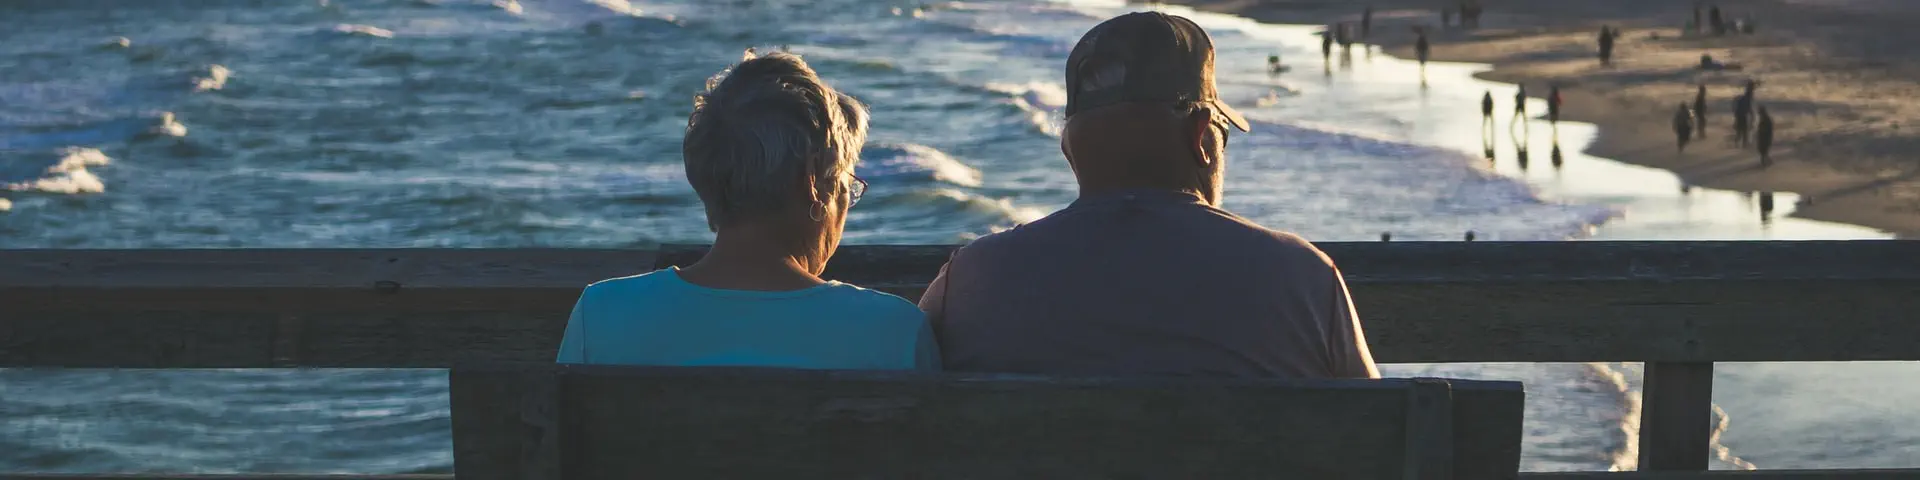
xmin=1064 ymin=11 xmax=1250 ymax=132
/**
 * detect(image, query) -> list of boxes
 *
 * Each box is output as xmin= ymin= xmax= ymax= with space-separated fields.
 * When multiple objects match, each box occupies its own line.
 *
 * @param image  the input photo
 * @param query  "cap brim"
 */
xmin=1213 ymin=99 xmax=1250 ymax=132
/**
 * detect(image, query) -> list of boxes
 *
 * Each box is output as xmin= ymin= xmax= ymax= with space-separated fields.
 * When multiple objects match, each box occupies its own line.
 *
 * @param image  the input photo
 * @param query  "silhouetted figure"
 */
xmin=1733 ymin=80 xmax=1757 ymax=147
xmin=1362 ymin=6 xmax=1374 ymax=39
xmin=1756 ymin=106 xmax=1774 ymax=166
xmin=1693 ymin=3 xmax=1704 ymax=34
xmin=1482 ymin=91 xmax=1495 ymax=127
xmin=1758 ymin=191 xmax=1776 ymax=223
xmin=1512 ymin=85 xmax=1528 ymax=125
xmin=1550 ymin=142 xmax=1564 ymax=168
xmin=1710 ymin=5 xmax=1725 ymax=36
xmin=1336 ymin=23 xmax=1353 ymax=51
xmin=1268 ymin=54 xmax=1291 ymax=74
xmin=1597 ymin=26 xmax=1615 ymax=65
xmin=1694 ymin=84 xmax=1708 ymax=139
xmin=1415 ymin=32 xmax=1431 ymax=69
xmin=1547 ymin=85 xmax=1562 ymax=124
xmin=1321 ymin=30 xmax=1334 ymax=59
xmin=1464 ymin=231 xmax=1476 ymax=241
xmin=1441 ymin=8 xmax=1453 ymax=28
xmin=1380 ymin=232 xmax=1393 ymax=242
xmin=1674 ymin=104 xmax=1695 ymax=152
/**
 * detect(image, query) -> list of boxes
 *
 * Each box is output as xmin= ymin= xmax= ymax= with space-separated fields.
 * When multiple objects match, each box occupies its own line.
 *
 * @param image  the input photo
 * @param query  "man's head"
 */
xmin=1060 ymin=12 xmax=1248 ymax=206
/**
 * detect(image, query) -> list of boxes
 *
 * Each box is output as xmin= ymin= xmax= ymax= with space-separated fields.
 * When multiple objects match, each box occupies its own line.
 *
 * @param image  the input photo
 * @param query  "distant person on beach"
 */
xmin=1734 ymin=79 xmax=1757 ymax=147
xmin=1361 ymin=6 xmax=1373 ymax=39
xmin=1757 ymin=106 xmax=1774 ymax=166
xmin=1710 ymin=5 xmax=1726 ymax=36
xmin=1597 ymin=26 xmax=1615 ymax=65
xmin=1693 ymin=3 xmax=1704 ymax=34
xmin=1482 ymin=91 xmax=1495 ymax=126
xmin=1512 ymin=85 xmax=1527 ymax=124
xmin=556 ymin=52 xmax=936 ymax=371
xmin=1547 ymin=85 xmax=1562 ymax=124
xmin=1695 ymin=84 xmax=1709 ymax=139
xmin=1698 ymin=53 xmax=1742 ymax=71
xmin=1321 ymin=29 xmax=1333 ymax=59
xmin=1268 ymin=54 xmax=1289 ymax=74
xmin=1415 ymin=31 xmax=1430 ymax=68
xmin=1441 ymin=7 xmax=1453 ymax=28
xmin=920 ymin=12 xmax=1379 ymax=379
xmin=1674 ymin=103 xmax=1695 ymax=152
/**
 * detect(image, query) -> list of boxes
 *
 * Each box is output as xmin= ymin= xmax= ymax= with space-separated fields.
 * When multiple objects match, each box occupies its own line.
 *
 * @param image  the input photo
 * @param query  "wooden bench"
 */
xmin=449 ymin=364 xmax=1525 ymax=479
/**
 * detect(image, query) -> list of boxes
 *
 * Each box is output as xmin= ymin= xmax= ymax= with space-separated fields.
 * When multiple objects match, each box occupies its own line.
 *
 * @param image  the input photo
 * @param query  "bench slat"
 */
xmin=451 ymin=365 xmax=1523 ymax=480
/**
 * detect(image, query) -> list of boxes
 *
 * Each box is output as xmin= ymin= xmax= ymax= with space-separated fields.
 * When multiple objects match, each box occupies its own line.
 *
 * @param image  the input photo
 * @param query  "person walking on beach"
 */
xmin=1674 ymin=103 xmax=1695 ymax=152
xmin=1694 ymin=84 xmax=1709 ymax=139
xmin=1693 ymin=2 xmax=1704 ymax=34
xmin=556 ymin=51 xmax=936 ymax=370
xmin=1415 ymin=30 xmax=1431 ymax=69
xmin=1321 ymin=29 xmax=1333 ymax=60
xmin=1547 ymin=85 xmax=1562 ymax=124
xmin=1512 ymin=85 xmax=1528 ymax=125
xmin=1709 ymin=5 xmax=1725 ymax=35
xmin=1482 ymin=91 xmax=1495 ymax=128
xmin=921 ymin=11 xmax=1378 ymax=379
xmin=1361 ymin=6 xmax=1373 ymax=39
xmin=1597 ymin=26 xmax=1615 ymax=65
xmin=1756 ymin=106 xmax=1774 ymax=166
xmin=1733 ymin=80 xmax=1756 ymax=147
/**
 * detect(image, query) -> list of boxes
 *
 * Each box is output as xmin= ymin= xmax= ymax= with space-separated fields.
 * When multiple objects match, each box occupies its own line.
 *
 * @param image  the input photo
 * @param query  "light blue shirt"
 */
xmin=556 ymin=267 xmax=939 ymax=371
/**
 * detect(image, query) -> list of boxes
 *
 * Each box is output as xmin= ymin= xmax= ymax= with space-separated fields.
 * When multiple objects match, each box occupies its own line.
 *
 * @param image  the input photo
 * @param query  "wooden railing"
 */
xmin=5 ymin=242 xmax=1920 ymax=479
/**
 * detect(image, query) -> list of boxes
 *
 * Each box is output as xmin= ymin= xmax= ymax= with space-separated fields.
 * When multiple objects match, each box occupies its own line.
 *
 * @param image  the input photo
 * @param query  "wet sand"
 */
xmin=1173 ymin=0 xmax=1920 ymax=237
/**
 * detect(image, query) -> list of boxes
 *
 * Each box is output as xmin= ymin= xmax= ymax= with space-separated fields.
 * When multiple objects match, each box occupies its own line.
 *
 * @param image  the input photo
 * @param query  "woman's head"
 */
xmin=683 ymin=51 xmax=869 ymax=273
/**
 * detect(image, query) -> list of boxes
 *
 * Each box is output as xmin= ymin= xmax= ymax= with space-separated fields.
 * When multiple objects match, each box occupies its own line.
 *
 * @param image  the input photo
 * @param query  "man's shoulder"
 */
xmin=1198 ymin=210 xmax=1339 ymax=269
xmin=955 ymin=203 xmax=1336 ymax=271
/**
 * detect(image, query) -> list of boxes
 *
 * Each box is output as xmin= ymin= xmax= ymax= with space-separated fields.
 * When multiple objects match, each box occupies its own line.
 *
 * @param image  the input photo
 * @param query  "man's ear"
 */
xmin=1188 ymin=107 xmax=1215 ymax=167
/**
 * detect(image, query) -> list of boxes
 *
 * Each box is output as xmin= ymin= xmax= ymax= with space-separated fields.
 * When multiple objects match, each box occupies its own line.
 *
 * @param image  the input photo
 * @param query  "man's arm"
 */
xmin=1327 ymin=267 xmax=1381 ymax=378
xmin=917 ymin=261 xmax=952 ymax=329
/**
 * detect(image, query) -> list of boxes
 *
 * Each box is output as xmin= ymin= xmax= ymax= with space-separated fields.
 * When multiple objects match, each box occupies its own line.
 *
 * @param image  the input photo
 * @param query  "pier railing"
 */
xmin=6 ymin=241 xmax=1920 ymax=479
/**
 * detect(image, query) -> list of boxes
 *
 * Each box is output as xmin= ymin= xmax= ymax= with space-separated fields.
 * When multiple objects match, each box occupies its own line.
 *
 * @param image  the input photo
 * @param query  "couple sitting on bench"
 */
xmin=555 ymin=12 xmax=1378 ymax=380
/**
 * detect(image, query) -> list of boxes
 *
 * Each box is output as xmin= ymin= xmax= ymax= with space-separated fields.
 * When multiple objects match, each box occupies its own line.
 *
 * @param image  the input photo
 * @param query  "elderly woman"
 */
xmin=556 ymin=52 xmax=937 ymax=370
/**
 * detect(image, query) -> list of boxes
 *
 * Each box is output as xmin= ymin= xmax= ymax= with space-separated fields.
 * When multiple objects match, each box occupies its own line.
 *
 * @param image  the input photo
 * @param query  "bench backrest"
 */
xmin=450 ymin=364 xmax=1523 ymax=480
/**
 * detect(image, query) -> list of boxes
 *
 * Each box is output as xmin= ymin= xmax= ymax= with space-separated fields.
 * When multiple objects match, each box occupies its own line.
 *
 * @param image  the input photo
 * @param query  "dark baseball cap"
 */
xmin=1064 ymin=11 xmax=1250 ymax=132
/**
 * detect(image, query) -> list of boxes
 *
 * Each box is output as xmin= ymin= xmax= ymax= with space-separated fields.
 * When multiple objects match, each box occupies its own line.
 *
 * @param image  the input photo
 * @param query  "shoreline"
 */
xmin=1169 ymin=0 xmax=1920 ymax=238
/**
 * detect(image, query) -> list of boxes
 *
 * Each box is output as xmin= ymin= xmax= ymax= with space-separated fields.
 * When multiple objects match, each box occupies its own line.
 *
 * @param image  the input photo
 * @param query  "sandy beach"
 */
xmin=1173 ymin=0 xmax=1920 ymax=237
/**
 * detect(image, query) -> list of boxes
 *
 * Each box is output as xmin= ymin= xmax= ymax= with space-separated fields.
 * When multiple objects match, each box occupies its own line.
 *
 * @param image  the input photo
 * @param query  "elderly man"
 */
xmin=918 ymin=12 xmax=1378 ymax=379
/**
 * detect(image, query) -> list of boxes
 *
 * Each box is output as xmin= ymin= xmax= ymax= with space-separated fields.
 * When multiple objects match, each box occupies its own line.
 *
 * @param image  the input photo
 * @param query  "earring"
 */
xmin=809 ymin=201 xmax=826 ymax=221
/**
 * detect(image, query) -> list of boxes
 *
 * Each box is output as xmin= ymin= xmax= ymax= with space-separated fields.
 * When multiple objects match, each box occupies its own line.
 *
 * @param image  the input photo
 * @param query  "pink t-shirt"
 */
xmin=919 ymin=190 xmax=1380 ymax=379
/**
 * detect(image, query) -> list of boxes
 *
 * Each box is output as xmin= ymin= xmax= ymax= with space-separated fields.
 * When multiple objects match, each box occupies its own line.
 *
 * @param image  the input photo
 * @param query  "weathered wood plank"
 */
xmin=1637 ymin=363 xmax=1716 ymax=472
xmin=1519 ymin=469 xmax=1920 ymax=479
xmin=1 ymin=312 xmax=564 ymax=368
xmin=1404 ymin=378 xmax=1456 ymax=480
xmin=0 ymin=249 xmax=655 ymax=289
xmin=449 ymin=365 xmax=1525 ymax=480
xmin=7 ymin=242 xmax=1920 ymax=367
xmin=7 ymin=281 xmax=1917 ymax=367
xmin=0 ymin=475 xmax=450 ymax=480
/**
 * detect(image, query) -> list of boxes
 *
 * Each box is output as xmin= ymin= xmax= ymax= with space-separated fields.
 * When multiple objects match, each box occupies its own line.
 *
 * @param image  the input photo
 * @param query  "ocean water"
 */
xmin=2 ymin=0 xmax=1913 ymax=474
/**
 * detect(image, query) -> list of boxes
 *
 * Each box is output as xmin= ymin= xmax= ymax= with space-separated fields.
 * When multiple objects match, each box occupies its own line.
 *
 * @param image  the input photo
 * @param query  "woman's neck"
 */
xmin=676 ymin=224 xmax=826 ymax=292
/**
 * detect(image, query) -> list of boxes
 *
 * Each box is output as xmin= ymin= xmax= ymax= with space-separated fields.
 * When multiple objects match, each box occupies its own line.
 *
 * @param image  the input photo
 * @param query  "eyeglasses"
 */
xmin=848 ymin=174 xmax=868 ymax=207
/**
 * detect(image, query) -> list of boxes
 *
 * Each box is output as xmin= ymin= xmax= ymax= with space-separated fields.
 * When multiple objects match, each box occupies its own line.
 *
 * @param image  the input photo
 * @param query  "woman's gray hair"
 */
xmin=683 ymin=51 xmax=870 ymax=227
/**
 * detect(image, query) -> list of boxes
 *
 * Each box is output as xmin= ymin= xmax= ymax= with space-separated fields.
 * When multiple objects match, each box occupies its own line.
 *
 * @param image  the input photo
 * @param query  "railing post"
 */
xmin=1637 ymin=362 xmax=1714 ymax=471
